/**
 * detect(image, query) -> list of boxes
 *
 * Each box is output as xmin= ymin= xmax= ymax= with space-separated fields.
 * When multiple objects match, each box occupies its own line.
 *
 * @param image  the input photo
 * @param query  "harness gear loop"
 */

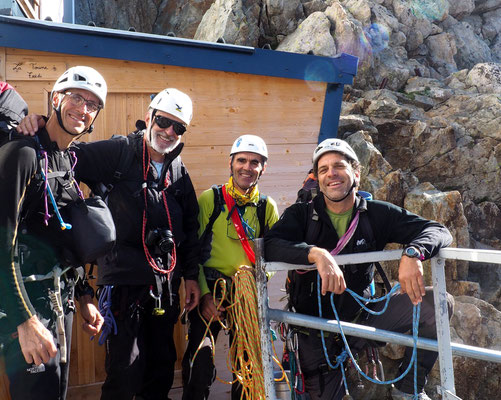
xmin=47 ymin=266 xmax=67 ymax=363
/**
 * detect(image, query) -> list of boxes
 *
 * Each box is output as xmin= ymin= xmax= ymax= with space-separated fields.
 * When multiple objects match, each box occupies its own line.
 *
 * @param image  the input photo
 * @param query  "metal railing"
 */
xmin=254 ymin=240 xmax=501 ymax=400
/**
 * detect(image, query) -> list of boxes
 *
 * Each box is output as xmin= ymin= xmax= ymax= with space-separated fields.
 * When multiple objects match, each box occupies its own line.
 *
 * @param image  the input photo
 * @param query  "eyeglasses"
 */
xmin=154 ymin=115 xmax=187 ymax=136
xmin=64 ymin=92 xmax=101 ymax=113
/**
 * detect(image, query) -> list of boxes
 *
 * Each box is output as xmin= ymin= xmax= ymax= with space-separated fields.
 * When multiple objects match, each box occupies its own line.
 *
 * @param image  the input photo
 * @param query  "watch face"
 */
xmin=405 ymin=247 xmax=419 ymax=257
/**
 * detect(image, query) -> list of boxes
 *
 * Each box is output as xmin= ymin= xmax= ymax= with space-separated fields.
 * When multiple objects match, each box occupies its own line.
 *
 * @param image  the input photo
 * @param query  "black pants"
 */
xmin=298 ymin=288 xmax=454 ymax=400
xmin=181 ymin=279 xmax=243 ymax=400
xmin=3 ymin=303 xmax=74 ymax=400
xmin=100 ymin=284 xmax=180 ymax=400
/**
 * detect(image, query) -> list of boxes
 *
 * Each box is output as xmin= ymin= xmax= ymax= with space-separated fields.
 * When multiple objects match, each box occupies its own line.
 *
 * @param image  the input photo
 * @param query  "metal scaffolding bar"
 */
xmin=254 ymin=240 xmax=501 ymax=399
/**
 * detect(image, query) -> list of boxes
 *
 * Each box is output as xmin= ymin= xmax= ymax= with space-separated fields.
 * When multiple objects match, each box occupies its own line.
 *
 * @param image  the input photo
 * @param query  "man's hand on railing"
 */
xmin=308 ymin=247 xmax=346 ymax=295
xmin=398 ymin=256 xmax=425 ymax=305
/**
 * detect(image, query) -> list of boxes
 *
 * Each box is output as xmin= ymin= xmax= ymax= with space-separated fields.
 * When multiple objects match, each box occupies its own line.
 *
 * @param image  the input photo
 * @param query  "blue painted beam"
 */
xmin=0 ymin=15 xmax=358 ymax=84
xmin=319 ymin=83 xmax=346 ymax=141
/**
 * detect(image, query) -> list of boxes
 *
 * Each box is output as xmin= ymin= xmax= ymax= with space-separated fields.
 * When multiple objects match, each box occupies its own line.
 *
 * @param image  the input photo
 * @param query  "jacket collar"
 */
xmin=313 ymin=190 xmax=367 ymax=219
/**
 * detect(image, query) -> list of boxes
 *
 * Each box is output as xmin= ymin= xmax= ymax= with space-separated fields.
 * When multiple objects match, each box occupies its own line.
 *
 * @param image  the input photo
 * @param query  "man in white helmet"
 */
xmin=0 ymin=66 xmax=106 ymax=400
xmin=181 ymin=134 xmax=280 ymax=400
xmin=264 ymin=138 xmax=454 ymax=400
xmin=18 ymin=87 xmax=201 ymax=400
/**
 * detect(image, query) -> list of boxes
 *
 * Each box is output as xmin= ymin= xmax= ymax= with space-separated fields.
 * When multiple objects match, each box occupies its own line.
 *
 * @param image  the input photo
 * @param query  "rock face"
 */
xmin=74 ymin=1 xmax=501 ymax=399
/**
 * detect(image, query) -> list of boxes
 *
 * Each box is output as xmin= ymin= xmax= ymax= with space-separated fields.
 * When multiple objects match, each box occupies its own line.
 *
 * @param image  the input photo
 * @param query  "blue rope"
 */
xmin=98 ymin=285 xmax=117 ymax=345
xmin=316 ymin=274 xmax=421 ymax=399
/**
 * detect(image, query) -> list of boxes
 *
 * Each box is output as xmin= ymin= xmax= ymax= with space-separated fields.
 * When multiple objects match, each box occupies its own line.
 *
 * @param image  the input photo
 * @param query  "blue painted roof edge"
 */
xmin=0 ymin=15 xmax=358 ymax=84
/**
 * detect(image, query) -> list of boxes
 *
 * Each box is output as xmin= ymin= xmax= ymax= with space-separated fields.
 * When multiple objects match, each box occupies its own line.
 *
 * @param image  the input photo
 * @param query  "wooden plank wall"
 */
xmin=0 ymin=47 xmax=326 ymax=398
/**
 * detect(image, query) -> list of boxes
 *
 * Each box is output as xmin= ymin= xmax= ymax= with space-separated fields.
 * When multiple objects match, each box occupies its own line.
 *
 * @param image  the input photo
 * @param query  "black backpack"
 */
xmin=0 ymin=82 xmax=28 ymax=132
xmin=296 ymin=169 xmax=319 ymax=203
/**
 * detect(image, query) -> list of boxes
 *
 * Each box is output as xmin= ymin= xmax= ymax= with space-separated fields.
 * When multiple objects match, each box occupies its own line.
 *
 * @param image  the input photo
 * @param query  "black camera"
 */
xmin=145 ymin=228 xmax=175 ymax=254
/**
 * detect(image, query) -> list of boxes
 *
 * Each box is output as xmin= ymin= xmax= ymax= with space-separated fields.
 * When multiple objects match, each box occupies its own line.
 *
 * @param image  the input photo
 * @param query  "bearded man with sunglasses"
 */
xmin=1 ymin=66 xmax=106 ymax=400
xmin=17 ymin=88 xmax=201 ymax=400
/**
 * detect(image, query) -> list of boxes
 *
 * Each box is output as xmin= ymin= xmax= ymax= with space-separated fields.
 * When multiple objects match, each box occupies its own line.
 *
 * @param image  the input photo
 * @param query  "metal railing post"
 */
xmin=255 ymin=238 xmax=277 ymax=400
xmin=431 ymin=256 xmax=456 ymax=397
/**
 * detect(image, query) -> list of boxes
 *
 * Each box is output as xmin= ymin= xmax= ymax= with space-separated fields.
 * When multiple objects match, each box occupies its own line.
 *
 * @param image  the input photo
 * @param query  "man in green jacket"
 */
xmin=182 ymin=135 xmax=279 ymax=400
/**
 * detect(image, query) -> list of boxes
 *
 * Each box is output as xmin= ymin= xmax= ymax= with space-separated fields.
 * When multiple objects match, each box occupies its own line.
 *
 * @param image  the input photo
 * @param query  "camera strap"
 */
xmin=140 ymin=138 xmax=177 ymax=280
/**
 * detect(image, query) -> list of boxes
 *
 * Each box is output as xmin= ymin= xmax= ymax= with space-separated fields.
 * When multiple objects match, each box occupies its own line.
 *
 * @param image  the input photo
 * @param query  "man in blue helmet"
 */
xmin=0 ymin=66 xmax=106 ymax=400
xmin=264 ymin=138 xmax=454 ymax=400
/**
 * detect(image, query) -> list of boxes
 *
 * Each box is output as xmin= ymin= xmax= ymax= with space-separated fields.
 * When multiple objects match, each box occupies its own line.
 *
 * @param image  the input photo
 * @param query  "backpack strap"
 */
xmin=199 ymin=185 xmax=224 ymax=248
xmin=305 ymin=201 xmax=321 ymax=244
xmin=169 ymin=156 xmax=182 ymax=185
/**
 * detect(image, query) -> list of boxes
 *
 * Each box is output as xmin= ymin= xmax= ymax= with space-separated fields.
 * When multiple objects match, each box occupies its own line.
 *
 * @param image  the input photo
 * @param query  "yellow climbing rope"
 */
xmin=190 ymin=266 xmax=289 ymax=399
xmin=226 ymin=267 xmax=265 ymax=398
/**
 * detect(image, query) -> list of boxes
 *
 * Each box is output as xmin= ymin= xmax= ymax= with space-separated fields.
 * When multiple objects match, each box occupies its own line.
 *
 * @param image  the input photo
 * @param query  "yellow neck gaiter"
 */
xmin=225 ymin=176 xmax=260 ymax=206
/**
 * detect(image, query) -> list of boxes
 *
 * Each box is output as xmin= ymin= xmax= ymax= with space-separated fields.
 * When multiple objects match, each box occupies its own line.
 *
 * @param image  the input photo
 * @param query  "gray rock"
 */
xmin=276 ymin=12 xmax=336 ymax=57
xmin=405 ymin=186 xmax=470 ymax=280
xmin=343 ymin=0 xmax=372 ymax=27
xmin=448 ymin=0 xmax=475 ymax=20
xmin=466 ymin=62 xmax=501 ymax=93
xmin=302 ymin=0 xmax=329 ymax=16
xmin=482 ymin=7 xmax=501 ymax=41
xmin=451 ymin=296 xmax=501 ymax=400
xmin=325 ymin=2 xmax=371 ymax=61
xmin=473 ymin=0 xmax=501 ymax=14
xmin=263 ymin=0 xmax=304 ymax=43
xmin=404 ymin=76 xmax=454 ymax=102
xmin=425 ymin=32 xmax=458 ymax=76
xmin=444 ymin=19 xmax=493 ymax=70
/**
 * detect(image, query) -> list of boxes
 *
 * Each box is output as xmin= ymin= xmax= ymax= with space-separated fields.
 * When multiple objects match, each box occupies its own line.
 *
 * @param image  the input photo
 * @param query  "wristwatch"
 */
xmin=403 ymin=246 xmax=423 ymax=260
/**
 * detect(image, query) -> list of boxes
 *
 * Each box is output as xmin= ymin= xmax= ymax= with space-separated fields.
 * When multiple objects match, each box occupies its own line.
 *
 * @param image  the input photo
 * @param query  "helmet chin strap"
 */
xmin=323 ymin=180 xmax=357 ymax=203
xmin=148 ymin=109 xmax=157 ymax=144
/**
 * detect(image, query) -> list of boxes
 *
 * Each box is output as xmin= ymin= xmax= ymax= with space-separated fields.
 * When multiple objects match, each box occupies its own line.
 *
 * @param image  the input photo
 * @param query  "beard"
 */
xmin=150 ymin=130 xmax=180 ymax=154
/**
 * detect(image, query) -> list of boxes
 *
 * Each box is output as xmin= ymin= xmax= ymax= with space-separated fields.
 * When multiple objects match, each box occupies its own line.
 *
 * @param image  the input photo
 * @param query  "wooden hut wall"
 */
xmin=0 ymin=46 xmax=326 ymax=392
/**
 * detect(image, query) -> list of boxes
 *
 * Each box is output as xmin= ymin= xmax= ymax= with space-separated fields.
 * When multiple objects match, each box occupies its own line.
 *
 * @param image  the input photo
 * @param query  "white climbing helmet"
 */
xmin=230 ymin=135 xmax=268 ymax=161
xmin=149 ymin=88 xmax=193 ymax=125
xmin=52 ymin=66 xmax=107 ymax=106
xmin=313 ymin=138 xmax=359 ymax=166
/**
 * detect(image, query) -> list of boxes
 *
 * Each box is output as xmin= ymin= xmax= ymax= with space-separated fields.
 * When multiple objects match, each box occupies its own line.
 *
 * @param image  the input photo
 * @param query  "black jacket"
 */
xmin=264 ymin=193 xmax=453 ymax=321
xmin=0 ymin=129 xmax=81 ymax=330
xmin=73 ymin=131 xmax=200 ymax=286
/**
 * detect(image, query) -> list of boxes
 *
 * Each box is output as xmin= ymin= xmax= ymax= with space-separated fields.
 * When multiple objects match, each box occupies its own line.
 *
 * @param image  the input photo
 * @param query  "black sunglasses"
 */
xmin=154 ymin=115 xmax=187 ymax=136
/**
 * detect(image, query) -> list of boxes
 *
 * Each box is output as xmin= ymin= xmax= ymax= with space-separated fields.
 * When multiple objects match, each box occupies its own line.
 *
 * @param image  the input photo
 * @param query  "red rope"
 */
xmin=222 ymin=185 xmax=256 ymax=264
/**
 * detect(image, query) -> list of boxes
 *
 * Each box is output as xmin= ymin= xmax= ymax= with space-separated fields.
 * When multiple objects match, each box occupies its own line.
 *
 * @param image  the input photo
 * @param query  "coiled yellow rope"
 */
xmin=190 ymin=266 xmax=289 ymax=399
